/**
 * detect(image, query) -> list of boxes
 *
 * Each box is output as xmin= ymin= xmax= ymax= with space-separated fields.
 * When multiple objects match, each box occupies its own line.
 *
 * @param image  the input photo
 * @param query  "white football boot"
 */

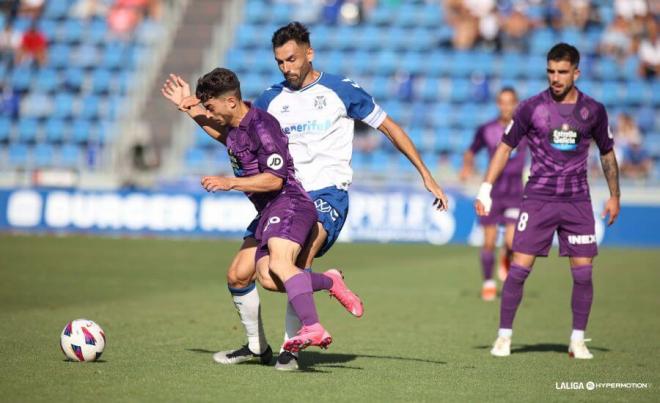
xmin=490 ymin=336 xmax=511 ymax=357
xmin=568 ymin=339 xmax=593 ymax=359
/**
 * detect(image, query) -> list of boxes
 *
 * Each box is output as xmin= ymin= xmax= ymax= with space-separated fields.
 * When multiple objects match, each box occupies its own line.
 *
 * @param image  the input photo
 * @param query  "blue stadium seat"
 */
xmin=420 ymin=78 xmax=440 ymax=102
xmin=357 ymin=26 xmax=382 ymax=52
xmin=449 ymin=79 xmax=471 ymax=103
xmin=397 ymin=4 xmax=421 ymax=28
xmin=406 ymin=28 xmax=435 ymax=52
xmin=530 ymin=29 xmax=555 ymax=56
xmin=48 ymin=44 xmax=71 ymax=69
xmin=244 ymin=1 xmax=269 ymax=24
xmin=32 ymin=68 xmax=60 ymax=93
xmin=418 ymin=4 xmax=443 ymax=28
xmin=399 ymin=51 xmax=425 ymax=75
xmin=624 ymin=80 xmax=650 ymax=105
xmin=17 ymin=119 xmax=40 ymax=143
xmin=427 ymin=103 xmax=451 ymax=128
xmin=21 ymin=93 xmax=53 ymax=118
xmin=37 ymin=18 xmax=57 ymax=40
xmin=64 ymin=68 xmax=85 ymax=91
xmin=33 ymin=143 xmax=55 ymax=167
xmin=72 ymin=44 xmax=100 ymax=68
xmin=53 ymin=93 xmax=75 ymax=119
xmin=80 ymin=94 xmax=101 ymax=119
xmin=44 ymin=118 xmax=68 ymax=143
xmin=375 ymin=50 xmax=399 ymax=76
xmin=59 ymin=144 xmax=81 ymax=168
xmin=44 ymin=0 xmax=70 ymax=19
xmin=270 ymin=2 xmax=292 ymax=25
xmin=10 ymin=68 xmax=33 ymax=92
xmin=58 ymin=19 xmax=84 ymax=43
xmin=91 ymin=69 xmax=112 ymax=94
xmin=88 ymin=19 xmax=109 ymax=44
xmin=103 ymin=43 xmax=126 ymax=70
xmin=72 ymin=120 xmax=93 ymax=143
xmin=8 ymin=143 xmax=29 ymax=167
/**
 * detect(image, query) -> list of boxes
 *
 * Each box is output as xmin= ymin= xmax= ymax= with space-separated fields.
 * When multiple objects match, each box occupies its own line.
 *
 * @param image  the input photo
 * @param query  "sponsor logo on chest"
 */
xmin=549 ymin=123 xmax=581 ymax=151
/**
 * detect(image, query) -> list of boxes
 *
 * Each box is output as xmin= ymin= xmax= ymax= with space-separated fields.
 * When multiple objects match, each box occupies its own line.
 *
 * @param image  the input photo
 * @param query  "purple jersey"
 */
xmin=226 ymin=104 xmax=306 ymax=212
xmin=502 ymin=89 xmax=613 ymax=201
xmin=469 ymin=118 xmax=527 ymax=197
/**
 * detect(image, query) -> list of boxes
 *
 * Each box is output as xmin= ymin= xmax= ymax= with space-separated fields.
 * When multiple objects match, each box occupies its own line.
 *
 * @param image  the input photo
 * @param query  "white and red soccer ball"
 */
xmin=60 ymin=319 xmax=106 ymax=362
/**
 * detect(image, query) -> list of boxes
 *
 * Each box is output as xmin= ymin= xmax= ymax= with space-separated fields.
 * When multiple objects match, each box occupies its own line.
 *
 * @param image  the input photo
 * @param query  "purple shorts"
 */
xmin=253 ymin=192 xmax=318 ymax=263
xmin=512 ymin=198 xmax=597 ymax=257
xmin=479 ymin=196 xmax=521 ymax=226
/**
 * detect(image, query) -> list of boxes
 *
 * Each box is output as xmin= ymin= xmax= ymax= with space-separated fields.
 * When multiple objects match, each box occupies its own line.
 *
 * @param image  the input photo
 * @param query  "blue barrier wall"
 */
xmin=1 ymin=188 xmax=659 ymax=247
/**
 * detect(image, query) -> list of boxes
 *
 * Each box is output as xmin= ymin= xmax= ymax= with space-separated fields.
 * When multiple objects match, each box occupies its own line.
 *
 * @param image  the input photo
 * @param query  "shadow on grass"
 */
xmin=62 ymin=359 xmax=108 ymax=363
xmin=187 ymin=348 xmax=446 ymax=372
xmin=474 ymin=343 xmax=610 ymax=354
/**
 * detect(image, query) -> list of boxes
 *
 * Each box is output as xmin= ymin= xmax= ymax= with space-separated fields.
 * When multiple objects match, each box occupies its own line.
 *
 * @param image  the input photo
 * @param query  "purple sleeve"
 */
xmin=468 ymin=125 xmax=486 ymax=153
xmin=592 ymin=104 xmax=614 ymax=155
xmin=253 ymin=116 xmax=289 ymax=179
xmin=501 ymin=103 xmax=531 ymax=149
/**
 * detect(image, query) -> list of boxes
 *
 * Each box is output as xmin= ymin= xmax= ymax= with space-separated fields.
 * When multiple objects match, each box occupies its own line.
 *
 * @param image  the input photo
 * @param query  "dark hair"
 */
xmin=499 ymin=86 xmax=517 ymax=97
xmin=272 ymin=21 xmax=311 ymax=48
xmin=195 ymin=68 xmax=242 ymax=102
xmin=547 ymin=43 xmax=580 ymax=67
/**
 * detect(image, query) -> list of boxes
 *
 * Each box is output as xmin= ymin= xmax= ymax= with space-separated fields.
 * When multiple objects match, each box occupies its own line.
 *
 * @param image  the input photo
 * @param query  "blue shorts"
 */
xmin=243 ymin=186 xmax=349 ymax=258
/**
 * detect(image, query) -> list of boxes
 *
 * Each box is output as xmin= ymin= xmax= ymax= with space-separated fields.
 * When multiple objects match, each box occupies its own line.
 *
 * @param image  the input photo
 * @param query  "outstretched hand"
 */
xmin=424 ymin=176 xmax=449 ymax=211
xmin=601 ymin=196 xmax=620 ymax=226
xmin=161 ymin=74 xmax=191 ymax=108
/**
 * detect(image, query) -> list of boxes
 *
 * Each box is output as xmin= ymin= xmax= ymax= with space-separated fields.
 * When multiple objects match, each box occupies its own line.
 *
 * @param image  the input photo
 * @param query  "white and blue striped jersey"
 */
xmin=253 ymin=72 xmax=387 ymax=191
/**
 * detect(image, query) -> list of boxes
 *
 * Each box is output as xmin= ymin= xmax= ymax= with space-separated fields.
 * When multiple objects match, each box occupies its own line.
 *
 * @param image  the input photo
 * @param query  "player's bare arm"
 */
xmin=475 ymin=142 xmax=513 ymax=216
xmin=459 ymin=150 xmax=475 ymax=181
xmin=161 ymin=74 xmax=228 ymax=144
xmin=600 ymin=149 xmax=621 ymax=226
xmin=377 ymin=116 xmax=449 ymax=211
xmin=201 ymin=173 xmax=284 ymax=193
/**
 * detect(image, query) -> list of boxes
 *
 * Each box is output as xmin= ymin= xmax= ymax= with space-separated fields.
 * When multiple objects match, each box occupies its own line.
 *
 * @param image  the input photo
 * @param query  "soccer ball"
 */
xmin=60 ymin=319 xmax=106 ymax=362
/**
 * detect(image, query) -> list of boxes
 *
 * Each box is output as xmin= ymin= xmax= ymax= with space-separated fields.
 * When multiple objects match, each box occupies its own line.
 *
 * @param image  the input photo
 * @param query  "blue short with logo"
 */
xmin=243 ymin=186 xmax=349 ymax=258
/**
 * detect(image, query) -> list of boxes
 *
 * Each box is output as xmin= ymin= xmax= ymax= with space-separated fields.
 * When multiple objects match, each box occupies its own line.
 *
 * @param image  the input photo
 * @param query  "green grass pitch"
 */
xmin=0 ymin=235 xmax=658 ymax=402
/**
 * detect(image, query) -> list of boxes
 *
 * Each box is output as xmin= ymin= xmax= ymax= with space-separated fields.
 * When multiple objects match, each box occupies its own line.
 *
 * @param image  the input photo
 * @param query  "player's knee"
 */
xmin=226 ymin=268 xmax=252 ymax=289
xmin=256 ymin=266 xmax=281 ymax=292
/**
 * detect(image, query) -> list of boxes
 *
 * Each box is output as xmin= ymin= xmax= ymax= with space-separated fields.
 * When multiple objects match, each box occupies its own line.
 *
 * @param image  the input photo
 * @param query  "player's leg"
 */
xmin=277 ymin=222 xmax=328 ymax=370
xmin=213 ymin=237 xmax=272 ymax=365
xmin=498 ymin=222 xmax=516 ymax=281
xmin=492 ymin=199 xmax=556 ymax=357
xmin=481 ymin=224 xmax=498 ymax=301
xmin=265 ymin=237 xmax=332 ymax=353
xmin=557 ymin=200 xmax=598 ymax=359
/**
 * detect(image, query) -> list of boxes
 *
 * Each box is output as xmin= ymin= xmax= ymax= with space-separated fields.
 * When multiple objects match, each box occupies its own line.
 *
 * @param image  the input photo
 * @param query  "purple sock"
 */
xmin=310 ymin=272 xmax=333 ymax=291
xmin=571 ymin=265 xmax=593 ymax=331
xmin=499 ymin=263 xmax=532 ymax=329
xmin=284 ymin=271 xmax=319 ymax=326
xmin=480 ymin=250 xmax=495 ymax=280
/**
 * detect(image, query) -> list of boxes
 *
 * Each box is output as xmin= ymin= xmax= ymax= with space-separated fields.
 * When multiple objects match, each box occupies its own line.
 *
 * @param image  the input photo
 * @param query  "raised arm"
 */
xmin=161 ymin=74 xmax=228 ymax=144
xmin=599 ymin=149 xmax=621 ymax=226
xmin=378 ymin=116 xmax=448 ymax=211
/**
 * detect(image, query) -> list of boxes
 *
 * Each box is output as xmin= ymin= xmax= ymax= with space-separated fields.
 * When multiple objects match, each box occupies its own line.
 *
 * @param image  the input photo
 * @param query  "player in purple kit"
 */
xmin=461 ymin=88 xmax=526 ymax=301
xmin=475 ymin=44 xmax=621 ymax=359
xmin=180 ymin=68 xmax=349 ymax=355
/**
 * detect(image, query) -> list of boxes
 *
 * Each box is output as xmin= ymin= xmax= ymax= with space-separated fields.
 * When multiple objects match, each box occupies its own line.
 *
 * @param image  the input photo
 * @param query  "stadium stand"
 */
xmin=188 ymin=0 xmax=658 ymax=181
xmin=0 ymin=0 xmax=164 ymax=172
